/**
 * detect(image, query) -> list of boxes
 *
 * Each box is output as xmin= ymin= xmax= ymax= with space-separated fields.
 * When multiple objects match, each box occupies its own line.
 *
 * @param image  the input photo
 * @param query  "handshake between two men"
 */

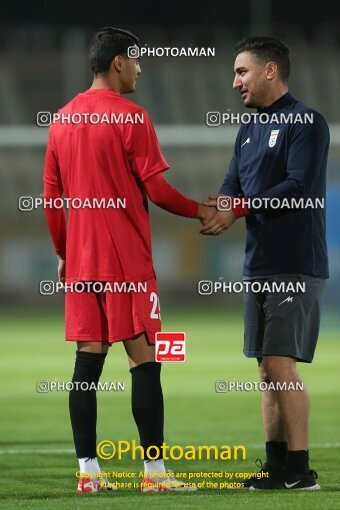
xmin=197 ymin=195 xmax=237 ymax=236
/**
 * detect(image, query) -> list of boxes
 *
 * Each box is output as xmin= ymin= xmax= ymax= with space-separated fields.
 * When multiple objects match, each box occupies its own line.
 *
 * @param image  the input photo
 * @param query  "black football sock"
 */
xmin=265 ymin=441 xmax=288 ymax=470
xmin=286 ymin=450 xmax=309 ymax=474
xmin=130 ymin=361 xmax=164 ymax=460
xmin=69 ymin=350 xmax=107 ymax=458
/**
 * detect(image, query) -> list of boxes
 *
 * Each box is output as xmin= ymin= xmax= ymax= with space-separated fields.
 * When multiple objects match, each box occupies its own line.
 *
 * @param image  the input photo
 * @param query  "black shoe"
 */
xmin=244 ymin=459 xmax=284 ymax=489
xmin=283 ymin=469 xmax=320 ymax=490
xmin=249 ymin=467 xmax=321 ymax=491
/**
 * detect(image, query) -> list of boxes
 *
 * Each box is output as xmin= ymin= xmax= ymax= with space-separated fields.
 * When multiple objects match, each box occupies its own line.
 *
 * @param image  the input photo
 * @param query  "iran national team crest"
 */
xmin=268 ymin=129 xmax=280 ymax=147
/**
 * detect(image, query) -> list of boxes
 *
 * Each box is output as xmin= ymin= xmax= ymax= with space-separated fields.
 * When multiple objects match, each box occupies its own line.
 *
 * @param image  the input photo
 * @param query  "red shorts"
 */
xmin=65 ymin=279 xmax=161 ymax=344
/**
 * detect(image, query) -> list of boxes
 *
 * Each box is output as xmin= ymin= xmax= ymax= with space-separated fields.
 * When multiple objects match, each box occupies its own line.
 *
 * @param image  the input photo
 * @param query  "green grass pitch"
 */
xmin=0 ymin=310 xmax=339 ymax=509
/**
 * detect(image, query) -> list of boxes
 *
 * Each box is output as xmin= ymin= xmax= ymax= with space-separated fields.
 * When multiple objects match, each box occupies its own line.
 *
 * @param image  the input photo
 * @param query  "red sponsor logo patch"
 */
xmin=155 ymin=332 xmax=186 ymax=362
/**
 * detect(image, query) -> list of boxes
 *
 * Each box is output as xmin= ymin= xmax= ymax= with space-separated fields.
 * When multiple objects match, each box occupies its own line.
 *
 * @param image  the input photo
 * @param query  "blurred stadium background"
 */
xmin=0 ymin=1 xmax=339 ymax=328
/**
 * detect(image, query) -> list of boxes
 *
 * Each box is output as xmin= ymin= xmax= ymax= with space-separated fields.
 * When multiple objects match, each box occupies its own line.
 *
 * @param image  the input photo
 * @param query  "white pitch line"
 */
xmin=0 ymin=448 xmax=74 ymax=455
xmin=252 ymin=443 xmax=340 ymax=449
xmin=1 ymin=444 xmax=340 ymax=455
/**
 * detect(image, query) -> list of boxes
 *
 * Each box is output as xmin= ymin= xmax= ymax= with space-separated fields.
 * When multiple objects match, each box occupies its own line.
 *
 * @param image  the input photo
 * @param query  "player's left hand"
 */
xmin=199 ymin=209 xmax=236 ymax=235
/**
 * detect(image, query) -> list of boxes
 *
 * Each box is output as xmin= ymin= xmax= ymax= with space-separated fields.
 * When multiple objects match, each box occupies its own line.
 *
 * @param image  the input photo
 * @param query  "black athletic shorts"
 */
xmin=243 ymin=274 xmax=326 ymax=363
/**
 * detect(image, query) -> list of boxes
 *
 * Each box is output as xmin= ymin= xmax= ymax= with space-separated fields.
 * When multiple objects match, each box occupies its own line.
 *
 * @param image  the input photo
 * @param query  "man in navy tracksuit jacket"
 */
xmin=201 ymin=36 xmax=329 ymax=490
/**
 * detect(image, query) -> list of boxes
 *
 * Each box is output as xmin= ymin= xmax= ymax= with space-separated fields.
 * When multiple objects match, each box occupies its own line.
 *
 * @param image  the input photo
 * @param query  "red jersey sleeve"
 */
xmin=43 ymin=182 xmax=67 ymax=260
xmin=144 ymin=173 xmax=199 ymax=218
xmin=43 ymin=130 xmax=63 ymax=188
xmin=43 ymin=132 xmax=67 ymax=259
xmin=124 ymin=109 xmax=169 ymax=182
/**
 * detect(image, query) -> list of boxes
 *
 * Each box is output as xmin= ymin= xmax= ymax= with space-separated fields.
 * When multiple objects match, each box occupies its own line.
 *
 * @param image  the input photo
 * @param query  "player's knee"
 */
xmin=77 ymin=341 xmax=110 ymax=354
xmin=71 ymin=350 xmax=107 ymax=385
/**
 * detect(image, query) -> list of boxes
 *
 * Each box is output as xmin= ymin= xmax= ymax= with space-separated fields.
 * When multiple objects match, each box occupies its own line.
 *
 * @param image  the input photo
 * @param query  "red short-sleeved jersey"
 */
xmin=43 ymin=89 xmax=169 ymax=282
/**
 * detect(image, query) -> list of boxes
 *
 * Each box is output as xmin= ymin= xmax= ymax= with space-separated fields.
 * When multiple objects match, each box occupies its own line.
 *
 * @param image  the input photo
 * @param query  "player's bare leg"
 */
xmin=123 ymin=332 xmax=155 ymax=368
xmin=77 ymin=341 xmax=110 ymax=354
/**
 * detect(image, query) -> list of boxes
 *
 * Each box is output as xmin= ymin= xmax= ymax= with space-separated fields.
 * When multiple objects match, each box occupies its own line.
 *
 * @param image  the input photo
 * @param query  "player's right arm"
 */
xmin=144 ymin=172 xmax=214 ymax=222
xmin=124 ymin=109 xmax=215 ymax=224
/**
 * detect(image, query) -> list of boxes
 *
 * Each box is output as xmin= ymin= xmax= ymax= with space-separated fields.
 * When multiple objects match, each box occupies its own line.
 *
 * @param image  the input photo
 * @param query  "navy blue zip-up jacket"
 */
xmin=219 ymin=92 xmax=329 ymax=278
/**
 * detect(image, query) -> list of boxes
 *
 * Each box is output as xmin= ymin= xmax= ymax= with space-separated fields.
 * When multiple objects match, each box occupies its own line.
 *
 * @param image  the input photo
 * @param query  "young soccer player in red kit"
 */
xmin=43 ymin=27 xmax=216 ymax=493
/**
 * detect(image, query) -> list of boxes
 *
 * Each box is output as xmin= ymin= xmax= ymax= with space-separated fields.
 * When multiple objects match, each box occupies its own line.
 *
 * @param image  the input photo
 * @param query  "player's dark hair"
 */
xmin=89 ymin=27 xmax=140 ymax=74
xmin=234 ymin=36 xmax=290 ymax=82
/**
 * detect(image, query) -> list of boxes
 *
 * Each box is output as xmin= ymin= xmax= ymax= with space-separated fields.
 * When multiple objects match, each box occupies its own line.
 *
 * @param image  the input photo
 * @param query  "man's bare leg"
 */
xmin=262 ymin=356 xmax=309 ymax=451
xmin=247 ymin=356 xmax=317 ymax=489
xmin=258 ymin=357 xmax=287 ymax=444
xmin=256 ymin=355 xmax=312 ymax=485
xmin=253 ymin=357 xmax=288 ymax=476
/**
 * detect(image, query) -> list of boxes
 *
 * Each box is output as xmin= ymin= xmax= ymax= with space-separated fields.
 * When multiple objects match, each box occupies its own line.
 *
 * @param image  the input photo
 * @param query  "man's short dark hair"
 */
xmin=234 ymin=36 xmax=290 ymax=82
xmin=89 ymin=27 xmax=140 ymax=74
